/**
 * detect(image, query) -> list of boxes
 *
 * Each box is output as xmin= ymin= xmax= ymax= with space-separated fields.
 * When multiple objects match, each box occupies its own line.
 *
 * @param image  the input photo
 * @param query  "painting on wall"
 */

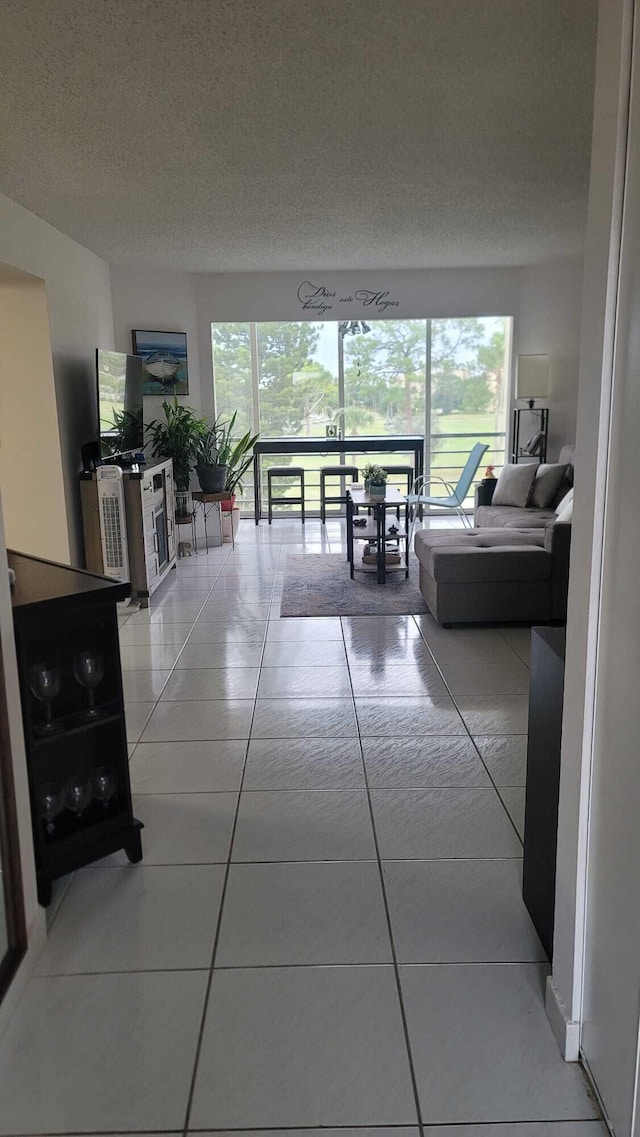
xmin=132 ymin=329 xmax=189 ymax=395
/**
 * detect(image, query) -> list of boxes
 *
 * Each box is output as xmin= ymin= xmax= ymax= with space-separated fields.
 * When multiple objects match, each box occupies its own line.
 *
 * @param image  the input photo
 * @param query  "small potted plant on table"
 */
xmin=365 ymin=464 xmax=388 ymax=498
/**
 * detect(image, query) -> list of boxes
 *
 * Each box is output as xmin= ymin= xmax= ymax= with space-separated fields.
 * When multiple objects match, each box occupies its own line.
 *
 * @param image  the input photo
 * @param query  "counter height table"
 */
xmin=253 ymin=436 xmax=424 ymax=523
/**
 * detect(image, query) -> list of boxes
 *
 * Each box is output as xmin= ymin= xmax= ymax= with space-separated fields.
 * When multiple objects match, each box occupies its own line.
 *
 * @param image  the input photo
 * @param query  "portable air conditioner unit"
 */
xmin=96 ymin=465 xmax=130 ymax=580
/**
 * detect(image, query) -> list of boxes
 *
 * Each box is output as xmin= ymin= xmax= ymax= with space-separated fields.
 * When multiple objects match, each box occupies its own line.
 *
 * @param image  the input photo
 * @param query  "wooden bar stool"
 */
xmin=267 ymin=466 xmax=306 ymax=524
xmin=320 ymin=465 xmax=359 ymax=523
xmin=383 ymin=465 xmax=414 ymax=519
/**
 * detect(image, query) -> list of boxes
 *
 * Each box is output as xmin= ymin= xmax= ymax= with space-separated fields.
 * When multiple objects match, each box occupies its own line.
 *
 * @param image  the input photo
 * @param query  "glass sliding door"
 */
xmin=254 ymin=322 xmax=338 ymax=514
xmin=256 ymin=322 xmax=338 ymax=438
xmin=211 ymin=315 xmax=511 ymax=516
xmin=212 ymin=322 xmax=254 ymax=435
xmin=429 ymin=317 xmax=510 ymax=504
xmin=342 ymin=319 xmax=426 ymax=436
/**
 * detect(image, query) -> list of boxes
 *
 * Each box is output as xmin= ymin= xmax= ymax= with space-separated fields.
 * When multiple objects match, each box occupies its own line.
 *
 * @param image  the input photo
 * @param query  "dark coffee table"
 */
xmin=346 ymin=486 xmax=410 ymax=584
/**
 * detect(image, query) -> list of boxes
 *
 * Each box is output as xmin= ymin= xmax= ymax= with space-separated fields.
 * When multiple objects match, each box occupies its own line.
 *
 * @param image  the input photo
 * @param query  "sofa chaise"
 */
xmin=413 ymin=445 xmax=574 ymax=626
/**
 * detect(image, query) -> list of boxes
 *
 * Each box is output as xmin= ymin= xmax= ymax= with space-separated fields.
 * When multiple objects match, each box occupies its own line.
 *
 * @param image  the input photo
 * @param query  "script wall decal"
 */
xmin=296 ymin=280 xmax=400 ymax=316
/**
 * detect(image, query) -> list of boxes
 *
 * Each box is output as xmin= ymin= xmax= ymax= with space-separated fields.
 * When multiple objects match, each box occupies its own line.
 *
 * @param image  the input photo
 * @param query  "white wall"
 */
xmin=193 ymin=267 xmax=523 ymax=423
xmin=0 ymin=270 xmax=69 ymax=562
xmin=0 ymin=194 xmax=114 ymax=566
xmin=109 ymin=265 xmax=203 ymax=421
xmin=108 ymin=264 xmax=582 ymax=464
xmin=517 ymin=259 xmax=583 ymax=457
xmin=548 ymin=0 xmax=632 ymax=1068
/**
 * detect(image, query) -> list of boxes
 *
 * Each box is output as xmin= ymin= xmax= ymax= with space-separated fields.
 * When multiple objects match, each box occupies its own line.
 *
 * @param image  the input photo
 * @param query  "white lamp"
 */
xmin=516 ymin=354 xmax=550 ymax=411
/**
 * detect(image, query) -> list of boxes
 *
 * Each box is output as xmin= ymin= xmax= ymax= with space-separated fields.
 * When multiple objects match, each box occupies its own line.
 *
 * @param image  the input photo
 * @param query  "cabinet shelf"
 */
xmin=32 ymin=706 xmax=121 ymax=747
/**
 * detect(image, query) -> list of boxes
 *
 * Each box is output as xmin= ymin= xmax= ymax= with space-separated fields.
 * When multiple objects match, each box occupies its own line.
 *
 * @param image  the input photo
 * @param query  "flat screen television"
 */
xmin=97 ymin=348 xmax=144 ymax=457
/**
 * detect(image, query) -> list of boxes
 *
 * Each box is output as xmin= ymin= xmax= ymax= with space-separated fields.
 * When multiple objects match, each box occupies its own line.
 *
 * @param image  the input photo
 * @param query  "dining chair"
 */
xmin=406 ymin=442 xmax=489 ymax=540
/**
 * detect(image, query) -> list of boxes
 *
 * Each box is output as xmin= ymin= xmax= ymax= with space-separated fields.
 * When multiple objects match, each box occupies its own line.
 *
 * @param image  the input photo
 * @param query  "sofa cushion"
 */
xmin=555 ymin=488 xmax=574 ymax=522
xmin=475 ymin=505 xmax=555 ymax=528
xmin=414 ymin=528 xmax=551 ymax=584
xmin=492 ymin=462 xmax=537 ymax=507
xmin=427 ymin=546 xmax=552 ymax=584
xmin=529 ymin=463 xmax=569 ymax=508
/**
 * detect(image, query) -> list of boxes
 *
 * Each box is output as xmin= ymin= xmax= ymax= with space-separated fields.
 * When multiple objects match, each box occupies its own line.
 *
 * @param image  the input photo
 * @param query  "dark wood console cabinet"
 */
xmin=522 ymin=625 xmax=566 ymax=960
xmin=9 ymin=551 xmax=143 ymax=906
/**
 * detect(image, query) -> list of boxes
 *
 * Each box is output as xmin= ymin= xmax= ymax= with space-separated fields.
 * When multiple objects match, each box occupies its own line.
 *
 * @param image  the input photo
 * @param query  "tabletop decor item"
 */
xmin=367 ymin=465 xmax=388 ymax=498
xmin=73 ymin=650 xmax=105 ymax=720
xmin=63 ymin=774 xmax=93 ymax=818
xmin=37 ymin=783 xmax=65 ymax=836
xmin=28 ymin=660 xmax=62 ymax=735
xmin=133 ymin=329 xmax=189 ymax=395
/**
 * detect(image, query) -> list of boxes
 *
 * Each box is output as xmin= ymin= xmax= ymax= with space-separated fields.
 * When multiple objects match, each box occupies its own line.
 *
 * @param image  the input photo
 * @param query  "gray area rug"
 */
xmin=279 ymin=554 xmax=429 ymax=617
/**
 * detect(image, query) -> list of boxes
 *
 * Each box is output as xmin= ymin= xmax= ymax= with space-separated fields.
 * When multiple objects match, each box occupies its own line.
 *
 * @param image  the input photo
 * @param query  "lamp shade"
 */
xmin=516 ymin=354 xmax=550 ymax=400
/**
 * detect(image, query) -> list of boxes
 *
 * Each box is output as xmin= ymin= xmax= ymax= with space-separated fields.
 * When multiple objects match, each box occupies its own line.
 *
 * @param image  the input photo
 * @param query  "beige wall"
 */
xmin=0 ymin=270 xmax=69 ymax=562
xmin=0 ymin=491 xmax=46 ymax=1037
xmin=0 ymin=193 xmax=114 ymax=566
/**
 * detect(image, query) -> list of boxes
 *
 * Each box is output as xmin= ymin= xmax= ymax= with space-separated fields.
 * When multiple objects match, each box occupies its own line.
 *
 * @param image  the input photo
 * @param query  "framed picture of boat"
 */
xmin=132 ymin=329 xmax=189 ymax=396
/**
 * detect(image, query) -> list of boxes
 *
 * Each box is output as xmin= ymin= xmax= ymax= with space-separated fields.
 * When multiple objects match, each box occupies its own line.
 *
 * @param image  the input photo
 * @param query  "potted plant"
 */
xmin=146 ymin=398 xmax=207 ymax=516
xmin=366 ymin=464 xmax=388 ymax=498
xmin=216 ymin=412 xmax=260 ymax=512
xmin=194 ymin=422 xmax=227 ymax=493
xmin=106 ymin=405 xmax=143 ymax=456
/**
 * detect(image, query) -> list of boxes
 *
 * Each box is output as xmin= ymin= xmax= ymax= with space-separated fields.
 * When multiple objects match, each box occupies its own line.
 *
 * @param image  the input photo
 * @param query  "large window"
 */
xmin=212 ymin=316 xmax=511 ymax=513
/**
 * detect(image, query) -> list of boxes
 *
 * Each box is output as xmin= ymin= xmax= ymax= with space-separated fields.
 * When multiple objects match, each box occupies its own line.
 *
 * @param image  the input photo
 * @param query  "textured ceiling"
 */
xmin=0 ymin=0 xmax=597 ymax=271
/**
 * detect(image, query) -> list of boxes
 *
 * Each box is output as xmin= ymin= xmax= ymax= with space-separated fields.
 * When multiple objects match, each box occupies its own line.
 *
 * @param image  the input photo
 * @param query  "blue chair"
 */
xmin=406 ymin=442 xmax=489 ymax=540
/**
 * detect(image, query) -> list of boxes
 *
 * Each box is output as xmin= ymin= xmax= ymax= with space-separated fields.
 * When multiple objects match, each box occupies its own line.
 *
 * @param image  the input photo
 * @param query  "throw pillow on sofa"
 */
xmin=492 ymin=462 xmax=537 ymax=508
xmin=555 ymin=487 xmax=574 ymax=522
xmin=529 ymin=463 xmax=569 ymax=508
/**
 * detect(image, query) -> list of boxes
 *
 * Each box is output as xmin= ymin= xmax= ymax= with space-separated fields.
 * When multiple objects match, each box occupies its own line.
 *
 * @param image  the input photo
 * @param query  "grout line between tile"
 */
xmin=179 ymin=602 xmax=268 ymax=1137
xmin=339 ymin=616 xmax=425 ymax=1137
xmin=411 ymin=617 xmax=525 ymax=850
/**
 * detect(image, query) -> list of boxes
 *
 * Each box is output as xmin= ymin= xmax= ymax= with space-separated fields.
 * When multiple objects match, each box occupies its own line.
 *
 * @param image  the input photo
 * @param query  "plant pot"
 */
xmin=221 ymin=493 xmax=236 ymax=512
xmin=368 ymin=482 xmax=386 ymax=498
xmin=222 ymin=505 xmax=241 ymax=543
xmin=196 ymin=464 xmax=227 ymax=493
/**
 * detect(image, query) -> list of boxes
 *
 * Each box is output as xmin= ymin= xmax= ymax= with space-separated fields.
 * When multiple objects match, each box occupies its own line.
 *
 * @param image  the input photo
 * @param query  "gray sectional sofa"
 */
xmin=413 ymin=446 xmax=574 ymax=626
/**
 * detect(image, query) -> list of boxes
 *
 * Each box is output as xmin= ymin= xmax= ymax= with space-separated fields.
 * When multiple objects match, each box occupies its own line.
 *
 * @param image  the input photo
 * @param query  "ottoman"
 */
xmin=413 ymin=527 xmax=565 ymax=626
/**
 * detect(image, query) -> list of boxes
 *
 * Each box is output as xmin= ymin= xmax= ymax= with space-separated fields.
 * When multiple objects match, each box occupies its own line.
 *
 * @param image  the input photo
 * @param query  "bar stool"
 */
xmin=267 ymin=466 xmax=305 ymax=524
xmin=320 ymin=465 xmax=359 ymax=523
xmin=383 ymin=465 xmax=414 ymax=519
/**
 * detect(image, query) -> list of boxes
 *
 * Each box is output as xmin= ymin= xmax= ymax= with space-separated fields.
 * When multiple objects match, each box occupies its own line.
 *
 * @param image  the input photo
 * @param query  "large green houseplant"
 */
xmin=146 ymin=398 xmax=207 ymax=493
xmin=216 ymin=412 xmax=260 ymax=508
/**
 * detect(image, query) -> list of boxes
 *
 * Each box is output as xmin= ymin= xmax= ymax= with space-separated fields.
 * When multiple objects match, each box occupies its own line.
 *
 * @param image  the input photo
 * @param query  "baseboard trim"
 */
xmin=546 ymin=974 xmax=581 ymax=1061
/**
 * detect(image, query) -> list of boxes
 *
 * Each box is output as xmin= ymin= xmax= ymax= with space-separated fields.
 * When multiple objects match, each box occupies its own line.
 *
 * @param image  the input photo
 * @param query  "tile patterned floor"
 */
xmin=0 ymin=519 xmax=604 ymax=1135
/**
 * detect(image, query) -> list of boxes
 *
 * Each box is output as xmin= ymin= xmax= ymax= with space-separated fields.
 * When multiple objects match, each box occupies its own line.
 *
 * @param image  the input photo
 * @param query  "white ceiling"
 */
xmin=0 ymin=0 xmax=597 ymax=272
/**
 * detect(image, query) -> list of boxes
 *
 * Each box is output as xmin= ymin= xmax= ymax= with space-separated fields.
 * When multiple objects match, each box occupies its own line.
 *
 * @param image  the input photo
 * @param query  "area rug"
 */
xmin=279 ymin=554 xmax=429 ymax=617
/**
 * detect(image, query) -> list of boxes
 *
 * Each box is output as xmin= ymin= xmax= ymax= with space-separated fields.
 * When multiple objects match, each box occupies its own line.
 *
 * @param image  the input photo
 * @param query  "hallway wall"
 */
xmin=0 ymin=268 xmax=69 ymax=562
xmin=0 ymin=193 xmax=114 ymax=566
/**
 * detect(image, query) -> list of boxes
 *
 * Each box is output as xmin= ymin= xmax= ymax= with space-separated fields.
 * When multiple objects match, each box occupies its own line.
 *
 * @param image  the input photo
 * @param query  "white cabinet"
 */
xmin=125 ymin=458 xmax=177 ymax=604
xmin=80 ymin=459 xmax=177 ymax=605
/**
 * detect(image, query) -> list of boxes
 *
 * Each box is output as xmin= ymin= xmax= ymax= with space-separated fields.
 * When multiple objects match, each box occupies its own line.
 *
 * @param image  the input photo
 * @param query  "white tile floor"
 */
xmin=0 ymin=518 xmax=605 ymax=1135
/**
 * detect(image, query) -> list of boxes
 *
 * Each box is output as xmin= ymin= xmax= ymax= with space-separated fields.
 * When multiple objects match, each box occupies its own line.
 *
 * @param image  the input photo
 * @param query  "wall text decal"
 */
xmin=296 ymin=280 xmax=400 ymax=316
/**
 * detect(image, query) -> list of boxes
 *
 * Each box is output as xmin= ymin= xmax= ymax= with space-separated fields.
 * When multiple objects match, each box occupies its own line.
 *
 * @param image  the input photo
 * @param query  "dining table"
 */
xmin=252 ymin=435 xmax=425 ymax=522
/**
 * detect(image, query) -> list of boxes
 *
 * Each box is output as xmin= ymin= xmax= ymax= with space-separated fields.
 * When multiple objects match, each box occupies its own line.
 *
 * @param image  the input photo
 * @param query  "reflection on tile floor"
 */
xmin=0 ymin=519 xmax=603 ymax=1134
